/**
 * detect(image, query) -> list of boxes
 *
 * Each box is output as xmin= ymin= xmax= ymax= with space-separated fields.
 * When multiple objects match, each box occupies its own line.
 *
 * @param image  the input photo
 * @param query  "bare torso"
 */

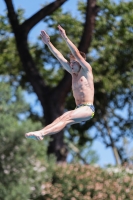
xmin=72 ymin=68 xmax=94 ymax=105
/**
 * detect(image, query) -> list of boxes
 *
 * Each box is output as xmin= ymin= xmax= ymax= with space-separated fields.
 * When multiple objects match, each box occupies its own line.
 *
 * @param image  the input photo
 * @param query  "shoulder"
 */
xmin=81 ymin=60 xmax=92 ymax=72
xmin=75 ymin=54 xmax=92 ymax=72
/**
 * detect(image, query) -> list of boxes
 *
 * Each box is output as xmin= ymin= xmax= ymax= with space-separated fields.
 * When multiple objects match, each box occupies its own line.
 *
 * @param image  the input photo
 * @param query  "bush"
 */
xmin=41 ymin=164 xmax=133 ymax=200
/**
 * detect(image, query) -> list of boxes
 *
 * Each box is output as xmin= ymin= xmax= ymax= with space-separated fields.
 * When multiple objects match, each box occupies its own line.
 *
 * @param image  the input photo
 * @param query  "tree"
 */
xmin=0 ymin=81 xmax=56 ymax=199
xmin=89 ymin=0 xmax=133 ymax=164
xmin=2 ymin=0 xmax=133 ymax=165
xmin=3 ymin=0 xmax=98 ymax=162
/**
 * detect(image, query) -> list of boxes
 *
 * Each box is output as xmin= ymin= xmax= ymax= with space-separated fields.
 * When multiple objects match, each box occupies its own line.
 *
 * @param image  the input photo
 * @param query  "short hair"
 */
xmin=70 ymin=51 xmax=86 ymax=60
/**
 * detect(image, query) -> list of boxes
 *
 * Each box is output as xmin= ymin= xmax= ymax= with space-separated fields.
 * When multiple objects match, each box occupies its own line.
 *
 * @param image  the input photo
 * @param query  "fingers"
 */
xmin=40 ymin=30 xmax=50 ymax=37
xmin=40 ymin=30 xmax=50 ymax=44
xmin=58 ymin=25 xmax=63 ymax=31
xmin=58 ymin=24 xmax=62 ymax=28
xmin=41 ymin=30 xmax=46 ymax=34
xmin=40 ymin=30 xmax=47 ymax=36
xmin=40 ymin=26 xmax=62 ymax=36
xmin=58 ymin=25 xmax=61 ymax=29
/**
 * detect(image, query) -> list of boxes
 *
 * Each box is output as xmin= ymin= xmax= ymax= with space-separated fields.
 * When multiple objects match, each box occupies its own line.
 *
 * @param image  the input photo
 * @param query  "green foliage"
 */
xmin=0 ymin=14 xmax=25 ymax=88
xmin=0 ymin=82 xmax=55 ymax=200
xmin=92 ymin=0 xmax=133 ymax=91
xmin=89 ymin=0 xmax=133 ymax=161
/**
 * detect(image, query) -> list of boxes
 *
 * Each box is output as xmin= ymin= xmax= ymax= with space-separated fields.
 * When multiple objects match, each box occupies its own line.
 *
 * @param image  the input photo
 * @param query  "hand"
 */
xmin=58 ymin=25 xmax=67 ymax=39
xmin=40 ymin=30 xmax=50 ymax=45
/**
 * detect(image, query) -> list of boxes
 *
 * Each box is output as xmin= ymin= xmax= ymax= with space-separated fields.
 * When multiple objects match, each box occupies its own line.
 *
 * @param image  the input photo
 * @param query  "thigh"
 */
xmin=67 ymin=106 xmax=93 ymax=124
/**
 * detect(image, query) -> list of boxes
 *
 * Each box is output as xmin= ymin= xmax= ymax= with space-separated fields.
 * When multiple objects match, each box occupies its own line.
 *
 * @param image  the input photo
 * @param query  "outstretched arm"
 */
xmin=58 ymin=25 xmax=92 ymax=71
xmin=40 ymin=30 xmax=71 ymax=74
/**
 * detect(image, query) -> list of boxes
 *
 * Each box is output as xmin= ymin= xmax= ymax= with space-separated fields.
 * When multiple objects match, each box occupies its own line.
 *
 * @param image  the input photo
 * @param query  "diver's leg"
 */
xmin=25 ymin=106 xmax=93 ymax=140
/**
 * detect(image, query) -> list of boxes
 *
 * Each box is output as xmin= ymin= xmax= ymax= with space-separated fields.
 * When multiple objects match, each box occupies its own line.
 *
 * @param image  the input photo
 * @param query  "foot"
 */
xmin=25 ymin=130 xmax=44 ymax=141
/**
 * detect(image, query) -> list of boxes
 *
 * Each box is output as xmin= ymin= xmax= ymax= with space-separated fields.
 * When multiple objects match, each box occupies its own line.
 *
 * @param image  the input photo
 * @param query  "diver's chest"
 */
xmin=72 ymin=75 xmax=88 ymax=88
xmin=72 ymin=72 xmax=88 ymax=81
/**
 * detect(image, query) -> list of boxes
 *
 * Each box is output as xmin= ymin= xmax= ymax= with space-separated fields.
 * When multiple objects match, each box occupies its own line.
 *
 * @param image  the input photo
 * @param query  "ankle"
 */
xmin=40 ymin=130 xmax=45 ymax=137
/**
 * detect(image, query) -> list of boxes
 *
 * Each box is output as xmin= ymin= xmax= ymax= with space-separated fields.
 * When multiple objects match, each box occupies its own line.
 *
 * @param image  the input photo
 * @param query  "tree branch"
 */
xmin=68 ymin=140 xmax=88 ymax=164
xmin=4 ymin=0 xmax=19 ymax=33
xmin=103 ymin=116 xmax=121 ymax=165
xmin=4 ymin=0 xmax=49 ymax=104
xmin=21 ymin=0 xmax=68 ymax=35
xmin=78 ymin=0 xmax=99 ymax=53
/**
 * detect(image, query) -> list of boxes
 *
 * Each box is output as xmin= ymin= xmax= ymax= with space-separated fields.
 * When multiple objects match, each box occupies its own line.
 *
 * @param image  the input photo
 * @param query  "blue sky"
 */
xmin=0 ymin=0 xmax=115 ymax=167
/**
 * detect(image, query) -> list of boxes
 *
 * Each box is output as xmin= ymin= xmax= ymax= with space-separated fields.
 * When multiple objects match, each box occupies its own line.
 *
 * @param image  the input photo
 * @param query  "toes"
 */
xmin=25 ymin=132 xmax=43 ymax=141
xmin=27 ymin=135 xmax=37 ymax=140
xmin=25 ymin=133 xmax=29 ymax=138
xmin=37 ymin=136 xmax=43 ymax=141
xmin=40 ymin=136 xmax=44 ymax=141
xmin=25 ymin=133 xmax=36 ymax=140
xmin=25 ymin=133 xmax=32 ymax=138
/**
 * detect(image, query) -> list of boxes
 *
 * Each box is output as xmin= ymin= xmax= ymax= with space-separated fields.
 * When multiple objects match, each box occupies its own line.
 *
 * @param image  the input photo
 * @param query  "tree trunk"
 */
xmin=44 ymin=91 xmax=68 ymax=162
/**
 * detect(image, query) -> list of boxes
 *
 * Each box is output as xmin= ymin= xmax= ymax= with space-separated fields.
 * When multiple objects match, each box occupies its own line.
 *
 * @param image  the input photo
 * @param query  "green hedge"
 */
xmin=42 ymin=164 xmax=133 ymax=200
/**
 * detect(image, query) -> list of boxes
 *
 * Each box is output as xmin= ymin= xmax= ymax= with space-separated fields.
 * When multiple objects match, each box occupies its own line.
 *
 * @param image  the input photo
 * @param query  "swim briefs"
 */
xmin=75 ymin=103 xmax=95 ymax=119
